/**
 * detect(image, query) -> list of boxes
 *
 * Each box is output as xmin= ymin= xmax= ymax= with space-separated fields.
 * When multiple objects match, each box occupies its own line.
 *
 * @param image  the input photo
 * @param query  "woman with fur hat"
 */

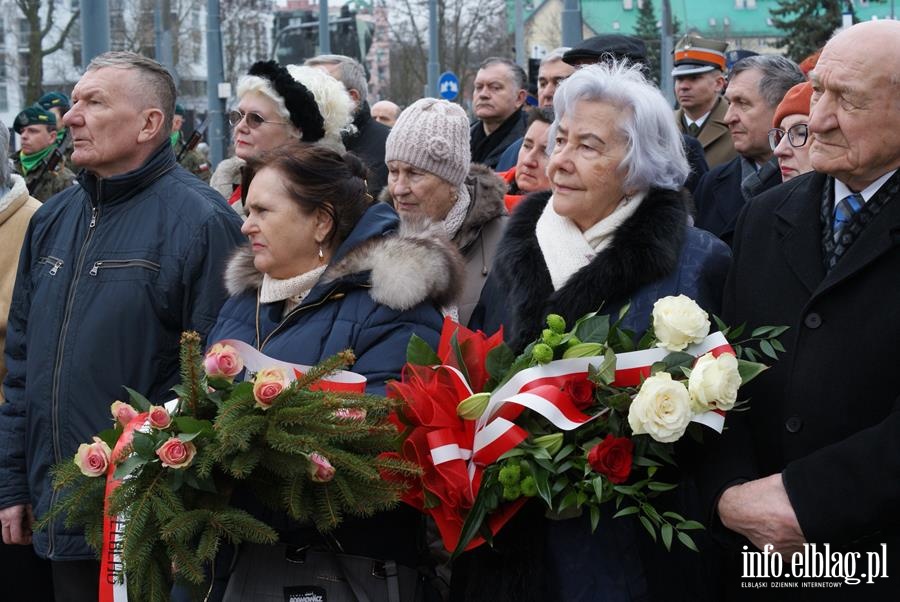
xmin=201 ymin=142 xmax=461 ymax=601
xmin=209 ymin=60 xmax=354 ymax=212
xmin=383 ymin=98 xmax=507 ymax=326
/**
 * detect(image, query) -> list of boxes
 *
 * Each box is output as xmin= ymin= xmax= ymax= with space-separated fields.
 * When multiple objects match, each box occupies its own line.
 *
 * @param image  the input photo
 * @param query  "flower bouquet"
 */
xmin=40 ymin=332 xmax=417 ymax=602
xmin=386 ymin=295 xmax=786 ymax=556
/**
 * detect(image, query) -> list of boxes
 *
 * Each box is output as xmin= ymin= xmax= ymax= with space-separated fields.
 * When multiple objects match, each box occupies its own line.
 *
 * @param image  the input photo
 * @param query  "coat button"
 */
xmin=804 ymin=313 xmax=822 ymax=328
xmin=785 ymin=416 xmax=803 ymax=433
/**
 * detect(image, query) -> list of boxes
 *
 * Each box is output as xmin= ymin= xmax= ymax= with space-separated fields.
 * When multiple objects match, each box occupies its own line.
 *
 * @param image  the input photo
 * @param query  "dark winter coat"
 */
xmin=470 ymin=110 xmax=528 ymax=170
xmin=208 ymin=201 xmax=462 ymax=396
xmin=693 ymin=154 xmax=782 ymax=246
xmin=699 ymin=171 xmax=900 ymax=600
xmin=381 ymin=164 xmax=507 ymax=327
xmin=0 ymin=141 xmax=245 ymax=560
xmin=343 ymin=102 xmax=390 ymax=197
xmin=476 ymin=189 xmax=731 ymax=351
xmin=459 ymin=188 xmax=731 ymax=602
xmin=205 ymin=202 xmax=462 ymax=590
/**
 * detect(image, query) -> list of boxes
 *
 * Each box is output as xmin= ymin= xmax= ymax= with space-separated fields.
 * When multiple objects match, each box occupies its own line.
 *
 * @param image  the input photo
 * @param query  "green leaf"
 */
xmin=662 ymin=511 xmax=685 ymax=521
xmin=172 ymin=416 xmax=213 ymax=437
xmin=113 ymin=455 xmax=147 ymax=479
xmin=450 ymin=484 xmax=494 ymax=559
xmin=131 ymin=431 xmax=156 ymax=458
xmin=649 ymin=361 xmax=667 ymax=376
xmin=751 ymin=326 xmax=775 ymax=337
xmin=406 ymin=334 xmax=440 ymax=366
xmin=744 ymin=348 xmax=758 ymax=362
xmin=712 ymin=315 xmax=728 ymax=335
xmin=591 ymin=475 xmax=605 ymax=502
xmin=639 ymin=515 xmax=657 ymax=541
xmin=677 ymin=531 xmax=699 ymax=552
xmin=574 ymin=314 xmax=610 ymax=344
xmin=589 ymin=505 xmax=601 ymax=532
xmin=486 ymin=343 xmax=516 ymax=381
xmin=737 ymin=359 xmax=768 ymax=385
xmin=770 ymin=339 xmax=785 ymax=353
xmin=768 ymin=325 xmax=790 ymax=338
xmin=614 ymin=328 xmax=635 ymax=352
xmin=613 ymin=506 xmax=639 ymax=518
xmin=647 ymin=482 xmax=678 ymax=492
xmin=533 ymin=466 xmax=552 ymax=506
xmin=760 ymin=339 xmax=778 ymax=360
xmin=613 ymin=484 xmax=638 ymax=496
xmin=596 ymin=348 xmax=617 ymax=385
xmin=728 ymin=323 xmax=746 ymax=340
xmin=553 ymin=444 xmax=576 ymax=463
xmin=676 ymin=520 xmax=704 ymax=531
xmin=123 ymin=386 xmax=151 ymax=411
xmin=661 ymin=523 xmax=673 ymax=551
xmin=177 ymin=431 xmax=201 ymax=443
xmin=96 ymin=427 xmax=122 ymax=451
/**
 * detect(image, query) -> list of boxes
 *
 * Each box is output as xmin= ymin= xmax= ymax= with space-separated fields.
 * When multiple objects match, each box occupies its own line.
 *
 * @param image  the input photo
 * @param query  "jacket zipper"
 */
xmin=47 ymin=192 xmax=101 ymax=558
xmin=257 ymin=288 xmax=345 ymax=351
xmin=89 ymin=258 xmax=161 ymax=276
xmin=37 ymin=256 xmax=65 ymax=276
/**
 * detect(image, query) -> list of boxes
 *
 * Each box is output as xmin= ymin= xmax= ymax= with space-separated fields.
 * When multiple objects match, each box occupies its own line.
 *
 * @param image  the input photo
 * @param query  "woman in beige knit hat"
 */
xmin=383 ymin=98 xmax=507 ymax=326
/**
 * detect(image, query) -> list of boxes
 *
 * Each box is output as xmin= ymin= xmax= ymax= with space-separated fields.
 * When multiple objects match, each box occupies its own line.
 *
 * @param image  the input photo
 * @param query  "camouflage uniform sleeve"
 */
xmin=180 ymin=149 xmax=212 ymax=183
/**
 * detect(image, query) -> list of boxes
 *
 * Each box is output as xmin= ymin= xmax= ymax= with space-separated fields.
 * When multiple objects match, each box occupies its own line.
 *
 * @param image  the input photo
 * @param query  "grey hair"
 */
xmin=540 ymin=47 xmax=571 ymax=66
xmin=87 ymin=51 xmax=176 ymax=138
xmin=730 ymin=55 xmax=805 ymax=108
xmin=305 ymin=54 xmax=369 ymax=104
xmin=550 ymin=61 xmax=689 ymax=192
xmin=0 ymin=120 xmax=10 ymax=188
xmin=479 ymin=57 xmax=528 ymax=91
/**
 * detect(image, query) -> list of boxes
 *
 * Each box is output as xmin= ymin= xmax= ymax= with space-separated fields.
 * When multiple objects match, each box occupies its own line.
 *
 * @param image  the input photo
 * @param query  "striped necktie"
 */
xmin=687 ymin=122 xmax=701 ymax=137
xmin=833 ymin=193 xmax=864 ymax=242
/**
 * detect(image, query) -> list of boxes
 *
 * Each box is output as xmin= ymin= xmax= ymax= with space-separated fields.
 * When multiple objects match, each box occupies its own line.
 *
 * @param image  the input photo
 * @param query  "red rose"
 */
xmin=587 ymin=435 xmax=634 ymax=484
xmin=563 ymin=378 xmax=596 ymax=410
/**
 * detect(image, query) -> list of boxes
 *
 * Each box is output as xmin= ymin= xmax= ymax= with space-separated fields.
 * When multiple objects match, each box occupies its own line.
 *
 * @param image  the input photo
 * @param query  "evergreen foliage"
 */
xmin=634 ymin=0 xmax=661 ymax=85
xmin=41 ymin=333 xmax=419 ymax=602
xmin=771 ymin=0 xmax=857 ymax=62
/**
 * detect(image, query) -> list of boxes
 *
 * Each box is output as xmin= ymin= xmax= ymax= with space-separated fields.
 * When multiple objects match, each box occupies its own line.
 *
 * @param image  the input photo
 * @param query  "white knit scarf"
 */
xmin=260 ymin=265 xmax=328 ymax=317
xmin=536 ymin=192 xmax=645 ymax=291
xmin=442 ymin=185 xmax=471 ymax=241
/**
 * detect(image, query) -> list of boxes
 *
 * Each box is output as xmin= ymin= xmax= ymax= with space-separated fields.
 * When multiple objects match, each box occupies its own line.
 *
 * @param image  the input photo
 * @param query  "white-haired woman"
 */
xmin=463 ymin=62 xmax=731 ymax=601
xmin=210 ymin=60 xmax=353 ymax=210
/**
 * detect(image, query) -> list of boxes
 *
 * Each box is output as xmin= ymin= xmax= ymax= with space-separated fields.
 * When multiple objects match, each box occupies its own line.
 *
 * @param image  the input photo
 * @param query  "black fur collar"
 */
xmin=494 ymin=189 xmax=689 ymax=350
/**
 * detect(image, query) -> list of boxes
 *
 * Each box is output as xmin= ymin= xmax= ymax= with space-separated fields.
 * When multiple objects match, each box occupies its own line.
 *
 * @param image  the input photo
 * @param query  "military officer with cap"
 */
xmin=171 ymin=103 xmax=211 ymax=182
xmin=673 ymin=35 xmax=736 ymax=168
xmin=12 ymin=105 xmax=75 ymax=202
xmin=37 ymin=91 xmax=73 ymax=160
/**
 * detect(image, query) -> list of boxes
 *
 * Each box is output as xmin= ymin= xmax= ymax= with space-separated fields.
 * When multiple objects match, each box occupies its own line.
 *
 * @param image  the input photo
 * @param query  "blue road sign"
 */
xmin=439 ymin=71 xmax=460 ymax=101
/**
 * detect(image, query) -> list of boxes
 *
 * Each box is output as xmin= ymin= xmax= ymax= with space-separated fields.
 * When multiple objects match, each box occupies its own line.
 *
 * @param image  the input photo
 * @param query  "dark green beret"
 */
xmin=38 ymin=91 xmax=70 ymax=111
xmin=14 ymin=105 xmax=57 ymax=134
xmin=175 ymin=103 xmax=185 ymax=116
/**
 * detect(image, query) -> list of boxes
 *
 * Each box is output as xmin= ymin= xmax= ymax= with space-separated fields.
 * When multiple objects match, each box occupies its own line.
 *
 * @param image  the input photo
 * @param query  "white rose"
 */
xmin=652 ymin=295 xmax=710 ymax=352
xmin=688 ymin=352 xmax=742 ymax=412
xmin=628 ymin=372 xmax=693 ymax=443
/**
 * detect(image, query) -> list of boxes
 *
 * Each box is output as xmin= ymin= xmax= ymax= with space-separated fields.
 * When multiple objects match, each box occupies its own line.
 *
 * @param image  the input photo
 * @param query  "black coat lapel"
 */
xmin=773 ymin=172 xmax=828 ymax=294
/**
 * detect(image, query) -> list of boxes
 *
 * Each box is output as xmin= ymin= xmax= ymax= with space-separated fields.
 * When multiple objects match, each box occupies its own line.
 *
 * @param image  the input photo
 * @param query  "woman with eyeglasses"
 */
xmin=769 ymin=81 xmax=813 ymax=182
xmin=209 ymin=60 xmax=353 ymax=211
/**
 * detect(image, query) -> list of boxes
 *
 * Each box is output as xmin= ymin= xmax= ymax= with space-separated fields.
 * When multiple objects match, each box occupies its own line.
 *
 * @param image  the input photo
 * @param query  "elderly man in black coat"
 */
xmin=703 ymin=20 xmax=900 ymax=600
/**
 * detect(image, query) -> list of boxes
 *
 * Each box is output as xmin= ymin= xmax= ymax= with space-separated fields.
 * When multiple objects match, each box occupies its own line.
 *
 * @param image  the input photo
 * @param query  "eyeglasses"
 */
xmin=768 ymin=123 xmax=809 ymax=151
xmin=227 ymin=109 xmax=291 ymax=129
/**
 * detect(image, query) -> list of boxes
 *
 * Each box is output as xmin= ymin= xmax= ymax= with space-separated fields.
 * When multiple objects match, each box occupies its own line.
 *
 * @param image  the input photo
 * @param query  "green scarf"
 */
xmin=19 ymin=144 xmax=56 ymax=176
xmin=170 ymin=131 xmax=182 ymax=147
xmin=56 ymin=129 xmax=67 ymax=146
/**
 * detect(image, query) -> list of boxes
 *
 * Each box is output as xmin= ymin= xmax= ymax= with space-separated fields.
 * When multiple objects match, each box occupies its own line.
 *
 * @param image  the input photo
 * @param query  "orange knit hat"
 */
xmin=773 ymin=81 xmax=814 ymax=128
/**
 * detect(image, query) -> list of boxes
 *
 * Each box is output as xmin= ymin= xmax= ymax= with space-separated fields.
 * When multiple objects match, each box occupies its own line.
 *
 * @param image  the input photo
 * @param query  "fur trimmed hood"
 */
xmin=378 ymin=163 xmax=507 ymax=252
xmin=224 ymin=214 xmax=464 ymax=312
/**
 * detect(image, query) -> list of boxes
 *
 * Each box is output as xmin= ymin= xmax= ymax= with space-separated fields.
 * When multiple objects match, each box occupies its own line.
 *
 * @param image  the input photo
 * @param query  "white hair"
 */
xmin=550 ymin=61 xmax=689 ymax=192
xmin=541 ymin=47 xmax=571 ymax=66
xmin=236 ymin=74 xmax=299 ymax=136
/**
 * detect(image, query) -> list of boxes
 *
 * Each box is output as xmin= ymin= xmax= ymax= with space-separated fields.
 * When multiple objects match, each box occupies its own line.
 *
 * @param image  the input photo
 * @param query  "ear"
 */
xmin=348 ymin=88 xmax=362 ymax=106
xmin=515 ymin=88 xmax=527 ymax=108
xmin=714 ymin=73 xmax=726 ymax=93
xmin=136 ymin=108 xmax=167 ymax=144
xmin=314 ymin=206 xmax=336 ymax=245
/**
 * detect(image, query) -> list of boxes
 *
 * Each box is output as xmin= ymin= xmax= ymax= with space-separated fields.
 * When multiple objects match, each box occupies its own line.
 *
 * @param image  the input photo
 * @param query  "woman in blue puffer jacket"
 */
xmin=203 ymin=142 xmax=463 ymax=601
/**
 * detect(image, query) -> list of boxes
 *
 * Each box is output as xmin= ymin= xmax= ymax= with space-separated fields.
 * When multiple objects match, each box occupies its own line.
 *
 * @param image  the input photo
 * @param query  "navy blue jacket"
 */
xmin=0 ymin=142 xmax=245 ymax=560
xmin=208 ymin=203 xmax=460 ymax=396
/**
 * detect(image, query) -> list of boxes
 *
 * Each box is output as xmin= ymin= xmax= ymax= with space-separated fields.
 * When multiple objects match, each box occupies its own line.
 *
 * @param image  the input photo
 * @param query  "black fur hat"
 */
xmin=247 ymin=60 xmax=326 ymax=142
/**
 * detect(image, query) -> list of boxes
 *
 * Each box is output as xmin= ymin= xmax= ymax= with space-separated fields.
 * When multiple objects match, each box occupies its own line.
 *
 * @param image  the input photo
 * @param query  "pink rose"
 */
xmin=156 ymin=437 xmax=197 ymax=469
xmin=148 ymin=405 xmax=172 ymax=430
xmin=204 ymin=343 xmax=244 ymax=380
xmin=110 ymin=400 xmax=139 ymax=427
xmin=252 ymin=368 xmax=287 ymax=409
xmin=74 ymin=437 xmax=112 ymax=477
xmin=308 ymin=452 xmax=335 ymax=483
xmin=333 ymin=408 xmax=367 ymax=421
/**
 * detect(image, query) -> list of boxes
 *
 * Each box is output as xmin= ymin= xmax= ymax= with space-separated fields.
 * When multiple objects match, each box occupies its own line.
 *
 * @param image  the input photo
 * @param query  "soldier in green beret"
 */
xmin=37 ymin=91 xmax=72 ymax=152
xmin=171 ymin=103 xmax=211 ymax=182
xmin=12 ymin=105 xmax=75 ymax=202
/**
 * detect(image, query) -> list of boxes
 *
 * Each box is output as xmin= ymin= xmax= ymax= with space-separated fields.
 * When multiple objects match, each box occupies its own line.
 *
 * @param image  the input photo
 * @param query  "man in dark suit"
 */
xmin=693 ymin=55 xmax=804 ymax=245
xmin=705 ymin=20 xmax=900 ymax=599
